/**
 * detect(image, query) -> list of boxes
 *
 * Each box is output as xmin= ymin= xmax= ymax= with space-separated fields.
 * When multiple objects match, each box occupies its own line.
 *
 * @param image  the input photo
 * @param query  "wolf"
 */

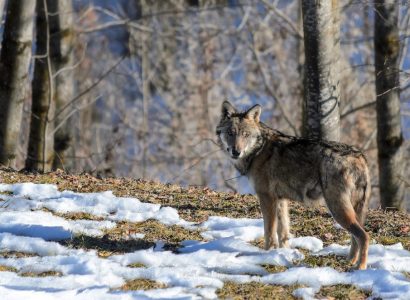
xmin=216 ymin=101 xmax=371 ymax=270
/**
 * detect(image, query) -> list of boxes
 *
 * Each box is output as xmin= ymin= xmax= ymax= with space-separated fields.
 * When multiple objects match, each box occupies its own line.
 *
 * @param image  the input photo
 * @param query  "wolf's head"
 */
xmin=216 ymin=100 xmax=262 ymax=160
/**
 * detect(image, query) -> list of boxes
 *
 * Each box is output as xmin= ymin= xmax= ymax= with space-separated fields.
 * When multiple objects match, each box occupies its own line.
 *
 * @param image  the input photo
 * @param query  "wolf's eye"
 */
xmin=227 ymin=129 xmax=234 ymax=136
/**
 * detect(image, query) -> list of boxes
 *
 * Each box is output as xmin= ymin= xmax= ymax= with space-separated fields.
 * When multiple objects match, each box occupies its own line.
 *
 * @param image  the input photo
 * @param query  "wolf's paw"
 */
xmin=279 ymin=239 xmax=289 ymax=248
xmin=349 ymin=262 xmax=367 ymax=271
xmin=264 ymin=240 xmax=279 ymax=250
xmin=347 ymin=254 xmax=358 ymax=265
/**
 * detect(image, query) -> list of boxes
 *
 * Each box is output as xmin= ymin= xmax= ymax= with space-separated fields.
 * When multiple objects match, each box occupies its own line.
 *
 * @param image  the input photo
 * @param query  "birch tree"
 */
xmin=302 ymin=0 xmax=341 ymax=141
xmin=67 ymin=1 xmax=386 ymax=195
xmin=0 ymin=0 xmax=36 ymax=167
xmin=374 ymin=0 xmax=405 ymax=210
xmin=49 ymin=0 xmax=75 ymax=170
xmin=26 ymin=0 xmax=55 ymax=171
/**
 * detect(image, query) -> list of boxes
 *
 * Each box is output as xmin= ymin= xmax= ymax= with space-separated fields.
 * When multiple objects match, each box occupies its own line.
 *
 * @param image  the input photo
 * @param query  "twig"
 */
xmin=361 ymin=128 xmax=376 ymax=151
xmin=171 ymin=149 xmax=222 ymax=182
xmin=51 ymin=54 xmax=126 ymax=122
xmin=260 ymin=0 xmax=303 ymax=39
xmin=250 ymin=44 xmax=298 ymax=135
xmin=340 ymin=101 xmax=376 ymax=119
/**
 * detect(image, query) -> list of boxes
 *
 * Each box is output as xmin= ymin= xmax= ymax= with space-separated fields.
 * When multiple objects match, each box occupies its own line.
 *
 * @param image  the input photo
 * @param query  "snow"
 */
xmin=289 ymin=236 xmax=323 ymax=252
xmin=200 ymin=216 xmax=263 ymax=241
xmin=0 ymin=182 xmax=409 ymax=299
xmin=0 ymin=210 xmax=115 ymax=239
xmin=0 ymin=183 xmax=192 ymax=227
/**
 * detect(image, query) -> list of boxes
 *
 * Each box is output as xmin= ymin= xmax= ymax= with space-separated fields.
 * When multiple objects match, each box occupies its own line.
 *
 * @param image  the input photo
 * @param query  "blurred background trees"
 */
xmin=0 ymin=0 xmax=408 ymax=211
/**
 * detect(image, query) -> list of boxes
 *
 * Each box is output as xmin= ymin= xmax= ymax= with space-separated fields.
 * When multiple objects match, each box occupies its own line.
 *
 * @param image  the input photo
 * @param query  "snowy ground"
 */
xmin=0 ymin=183 xmax=409 ymax=299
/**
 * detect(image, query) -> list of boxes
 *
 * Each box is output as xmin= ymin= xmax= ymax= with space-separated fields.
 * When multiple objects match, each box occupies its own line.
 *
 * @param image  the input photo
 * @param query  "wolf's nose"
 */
xmin=232 ymin=149 xmax=240 ymax=158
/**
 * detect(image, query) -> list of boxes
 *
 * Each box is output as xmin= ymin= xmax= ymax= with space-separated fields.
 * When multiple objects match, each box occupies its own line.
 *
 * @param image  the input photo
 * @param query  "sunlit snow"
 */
xmin=0 ymin=183 xmax=408 ymax=299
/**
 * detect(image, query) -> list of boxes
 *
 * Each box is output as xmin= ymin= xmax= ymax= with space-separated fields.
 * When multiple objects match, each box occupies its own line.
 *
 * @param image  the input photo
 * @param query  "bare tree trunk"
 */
xmin=374 ymin=0 xmax=405 ymax=210
xmin=49 ymin=0 xmax=75 ymax=170
xmin=0 ymin=0 xmax=36 ymax=167
xmin=26 ymin=0 xmax=55 ymax=172
xmin=297 ymin=0 xmax=306 ymax=136
xmin=141 ymin=0 xmax=151 ymax=179
xmin=0 ymin=1 xmax=6 ymax=28
xmin=301 ymin=0 xmax=341 ymax=141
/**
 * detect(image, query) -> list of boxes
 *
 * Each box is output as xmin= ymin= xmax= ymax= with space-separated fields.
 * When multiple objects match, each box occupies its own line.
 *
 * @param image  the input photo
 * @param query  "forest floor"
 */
xmin=0 ymin=168 xmax=409 ymax=299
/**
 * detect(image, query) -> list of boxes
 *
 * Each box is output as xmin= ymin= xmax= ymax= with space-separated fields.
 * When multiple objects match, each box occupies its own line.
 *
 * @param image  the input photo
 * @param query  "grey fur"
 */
xmin=216 ymin=101 xmax=371 ymax=270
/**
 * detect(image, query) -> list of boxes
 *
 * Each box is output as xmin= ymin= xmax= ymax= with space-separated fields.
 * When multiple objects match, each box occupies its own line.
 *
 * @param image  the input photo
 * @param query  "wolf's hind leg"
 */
xmin=347 ymin=222 xmax=369 ymax=270
xmin=277 ymin=199 xmax=290 ymax=248
xmin=348 ymin=190 xmax=369 ymax=265
xmin=258 ymin=193 xmax=278 ymax=250
xmin=324 ymin=190 xmax=369 ymax=270
xmin=348 ymin=237 xmax=359 ymax=264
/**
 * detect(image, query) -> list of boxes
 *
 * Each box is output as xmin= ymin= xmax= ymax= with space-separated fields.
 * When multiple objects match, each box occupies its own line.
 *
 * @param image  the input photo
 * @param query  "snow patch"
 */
xmin=0 ymin=182 xmax=409 ymax=299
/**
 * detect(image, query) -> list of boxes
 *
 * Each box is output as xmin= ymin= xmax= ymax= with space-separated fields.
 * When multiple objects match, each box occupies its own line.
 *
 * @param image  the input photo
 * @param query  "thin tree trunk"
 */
xmin=49 ymin=0 xmax=75 ymax=170
xmin=298 ymin=0 xmax=306 ymax=136
xmin=0 ymin=0 xmax=36 ymax=167
xmin=26 ymin=0 xmax=55 ymax=172
xmin=141 ymin=0 xmax=151 ymax=179
xmin=301 ymin=0 xmax=341 ymax=141
xmin=0 ymin=1 xmax=6 ymax=28
xmin=374 ymin=0 xmax=405 ymax=210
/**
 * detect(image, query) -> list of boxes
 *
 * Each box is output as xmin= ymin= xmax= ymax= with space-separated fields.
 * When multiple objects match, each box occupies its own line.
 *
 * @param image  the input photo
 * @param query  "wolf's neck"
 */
xmin=234 ymin=136 xmax=265 ymax=175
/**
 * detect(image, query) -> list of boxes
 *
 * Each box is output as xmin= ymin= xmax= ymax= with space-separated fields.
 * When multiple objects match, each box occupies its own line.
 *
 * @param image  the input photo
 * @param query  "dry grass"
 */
xmin=0 ymin=265 xmax=17 ymax=272
xmin=1 ymin=168 xmax=407 ymax=250
xmin=261 ymin=264 xmax=288 ymax=273
xmin=316 ymin=284 xmax=371 ymax=299
xmin=120 ymin=279 xmax=167 ymax=291
xmin=60 ymin=233 xmax=155 ymax=257
xmin=0 ymin=168 xmax=409 ymax=298
xmin=216 ymin=282 xmax=300 ymax=299
xmin=128 ymin=263 xmax=146 ymax=268
xmin=0 ymin=251 xmax=38 ymax=259
xmin=60 ymin=219 xmax=204 ymax=256
xmin=57 ymin=211 xmax=105 ymax=221
xmin=106 ymin=219 xmax=204 ymax=252
xmin=20 ymin=270 xmax=62 ymax=277
xmin=299 ymin=253 xmax=350 ymax=272
xmin=0 ymin=168 xmax=260 ymax=222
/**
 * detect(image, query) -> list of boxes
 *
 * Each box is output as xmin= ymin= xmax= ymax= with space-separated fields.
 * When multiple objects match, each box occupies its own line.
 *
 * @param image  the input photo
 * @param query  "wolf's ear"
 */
xmin=245 ymin=104 xmax=261 ymax=123
xmin=221 ymin=100 xmax=237 ymax=119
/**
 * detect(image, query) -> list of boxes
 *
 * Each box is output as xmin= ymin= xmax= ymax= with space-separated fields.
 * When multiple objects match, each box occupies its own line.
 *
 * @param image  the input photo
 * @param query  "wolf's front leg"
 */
xmin=277 ymin=200 xmax=290 ymax=248
xmin=258 ymin=193 xmax=278 ymax=250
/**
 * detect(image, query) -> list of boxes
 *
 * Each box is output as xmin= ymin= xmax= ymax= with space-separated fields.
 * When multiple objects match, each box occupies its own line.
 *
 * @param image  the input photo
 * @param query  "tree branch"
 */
xmin=52 ymin=54 xmax=126 ymax=122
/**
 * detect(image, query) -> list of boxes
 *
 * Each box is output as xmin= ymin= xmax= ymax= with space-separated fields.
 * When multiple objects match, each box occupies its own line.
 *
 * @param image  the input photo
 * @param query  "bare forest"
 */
xmin=0 ymin=0 xmax=409 ymax=210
